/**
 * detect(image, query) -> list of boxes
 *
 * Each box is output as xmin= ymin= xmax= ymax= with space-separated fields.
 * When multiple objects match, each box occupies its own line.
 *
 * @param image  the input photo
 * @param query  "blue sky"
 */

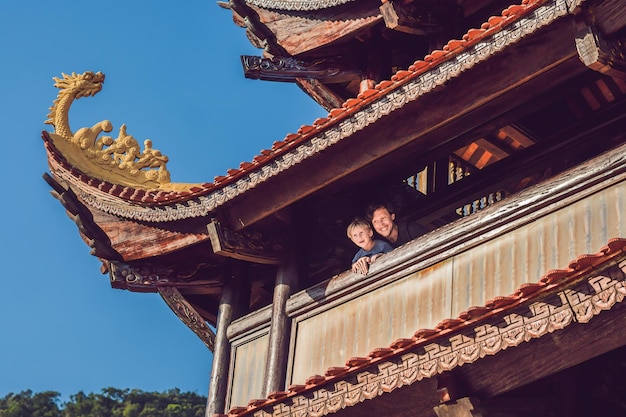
xmin=0 ymin=1 xmax=326 ymax=401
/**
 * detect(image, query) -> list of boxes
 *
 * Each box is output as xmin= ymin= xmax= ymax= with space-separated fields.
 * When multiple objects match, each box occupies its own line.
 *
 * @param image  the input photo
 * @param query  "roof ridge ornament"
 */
xmin=45 ymin=71 xmax=173 ymax=189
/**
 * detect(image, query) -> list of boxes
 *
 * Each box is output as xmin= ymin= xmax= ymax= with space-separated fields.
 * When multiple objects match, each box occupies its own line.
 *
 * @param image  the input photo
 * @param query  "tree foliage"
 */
xmin=0 ymin=388 xmax=206 ymax=417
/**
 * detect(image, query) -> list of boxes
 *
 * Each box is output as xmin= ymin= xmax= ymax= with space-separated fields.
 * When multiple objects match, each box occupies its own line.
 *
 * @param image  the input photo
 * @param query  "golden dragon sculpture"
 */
xmin=45 ymin=71 xmax=186 ymax=189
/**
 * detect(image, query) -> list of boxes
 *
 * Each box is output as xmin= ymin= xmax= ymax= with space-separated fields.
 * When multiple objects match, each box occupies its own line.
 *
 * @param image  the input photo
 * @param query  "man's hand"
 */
xmin=352 ymin=256 xmax=370 ymax=275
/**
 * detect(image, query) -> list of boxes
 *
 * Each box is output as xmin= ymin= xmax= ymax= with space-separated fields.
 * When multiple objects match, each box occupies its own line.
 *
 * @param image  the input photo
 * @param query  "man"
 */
xmin=366 ymin=201 xmax=427 ymax=248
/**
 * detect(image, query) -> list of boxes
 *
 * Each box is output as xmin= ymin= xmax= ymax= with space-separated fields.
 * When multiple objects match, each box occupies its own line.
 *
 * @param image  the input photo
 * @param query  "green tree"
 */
xmin=0 ymin=390 xmax=61 ymax=417
xmin=1 ymin=388 xmax=205 ymax=417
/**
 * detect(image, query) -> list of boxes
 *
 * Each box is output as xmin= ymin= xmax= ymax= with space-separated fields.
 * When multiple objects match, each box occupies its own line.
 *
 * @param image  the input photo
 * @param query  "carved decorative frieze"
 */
xmin=109 ymin=262 xmax=175 ymax=292
xmin=208 ymin=219 xmax=286 ymax=265
xmin=59 ymin=0 xmax=578 ymax=222
xmin=108 ymin=261 xmax=218 ymax=292
xmin=158 ymin=287 xmax=216 ymax=351
xmin=565 ymin=259 xmax=626 ymax=323
xmin=243 ymin=258 xmax=626 ymax=417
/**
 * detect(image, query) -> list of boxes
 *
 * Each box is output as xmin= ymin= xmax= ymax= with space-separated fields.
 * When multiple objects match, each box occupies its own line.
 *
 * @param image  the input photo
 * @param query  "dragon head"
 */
xmin=53 ymin=71 xmax=105 ymax=98
xmin=46 ymin=71 xmax=106 ymax=129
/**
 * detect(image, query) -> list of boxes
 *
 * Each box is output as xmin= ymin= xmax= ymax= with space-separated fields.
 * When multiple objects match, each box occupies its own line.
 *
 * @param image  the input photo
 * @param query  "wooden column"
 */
xmin=262 ymin=254 xmax=298 ymax=396
xmin=206 ymin=266 xmax=249 ymax=416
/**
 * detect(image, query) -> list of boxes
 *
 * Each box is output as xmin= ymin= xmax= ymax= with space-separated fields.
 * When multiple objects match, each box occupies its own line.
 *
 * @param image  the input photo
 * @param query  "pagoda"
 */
xmin=40 ymin=0 xmax=626 ymax=416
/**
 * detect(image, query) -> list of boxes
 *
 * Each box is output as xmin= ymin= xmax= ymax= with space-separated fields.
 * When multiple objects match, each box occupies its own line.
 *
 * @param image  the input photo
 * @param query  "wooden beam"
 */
xmin=296 ymin=78 xmax=346 ymax=111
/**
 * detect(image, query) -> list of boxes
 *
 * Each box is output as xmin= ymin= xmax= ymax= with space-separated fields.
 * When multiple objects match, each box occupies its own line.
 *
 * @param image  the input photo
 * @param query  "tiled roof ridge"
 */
xmin=219 ymin=237 xmax=626 ymax=417
xmin=44 ymin=0 xmax=574 ymax=221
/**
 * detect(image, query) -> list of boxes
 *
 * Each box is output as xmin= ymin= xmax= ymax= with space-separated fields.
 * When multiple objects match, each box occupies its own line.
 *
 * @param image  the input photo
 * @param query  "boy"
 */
xmin=347 ymin=217 xmax=393 ymax=275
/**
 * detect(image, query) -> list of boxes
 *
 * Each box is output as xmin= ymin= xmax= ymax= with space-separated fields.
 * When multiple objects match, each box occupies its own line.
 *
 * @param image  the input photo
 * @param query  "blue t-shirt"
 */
xmin=352 ymin=239 xmax=393 ymax=264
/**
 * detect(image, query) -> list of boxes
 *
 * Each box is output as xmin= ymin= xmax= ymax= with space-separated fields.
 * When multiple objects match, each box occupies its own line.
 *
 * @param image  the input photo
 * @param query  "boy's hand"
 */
xmin=352 ymin=256 xmax=370 ymax=275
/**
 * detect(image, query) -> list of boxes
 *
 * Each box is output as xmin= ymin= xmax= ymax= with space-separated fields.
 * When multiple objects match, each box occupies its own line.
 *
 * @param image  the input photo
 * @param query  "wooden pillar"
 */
xmin=206 ymin=266 xmax=249 ymax=416
xmin=262 ymin=254 xmax=298 ymax=396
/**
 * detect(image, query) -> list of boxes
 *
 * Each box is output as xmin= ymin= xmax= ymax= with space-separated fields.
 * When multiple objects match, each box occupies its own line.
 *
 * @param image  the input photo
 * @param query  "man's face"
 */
xmin=371 ymin=208 xmax=395 ymax=239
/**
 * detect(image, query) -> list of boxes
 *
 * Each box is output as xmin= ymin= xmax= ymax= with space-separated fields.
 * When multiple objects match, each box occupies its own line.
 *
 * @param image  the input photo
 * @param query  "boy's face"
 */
xmin=349 ymin=225 xmax=374 ymax=249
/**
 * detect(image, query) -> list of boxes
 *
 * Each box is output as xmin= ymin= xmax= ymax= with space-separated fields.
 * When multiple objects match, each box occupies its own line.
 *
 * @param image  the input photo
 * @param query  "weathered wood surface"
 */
xmin=92 ymin=208 xmax=210 ymax=261
xmin=225 ymin=16 xmax=586 ymax=231
xmin=250 ymin=4 xmax=382 ymax=56
xmin=228 ymin=331 xmax=270 ymax=410
xmin=227 ymin=304 xmax=272 ymax=340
